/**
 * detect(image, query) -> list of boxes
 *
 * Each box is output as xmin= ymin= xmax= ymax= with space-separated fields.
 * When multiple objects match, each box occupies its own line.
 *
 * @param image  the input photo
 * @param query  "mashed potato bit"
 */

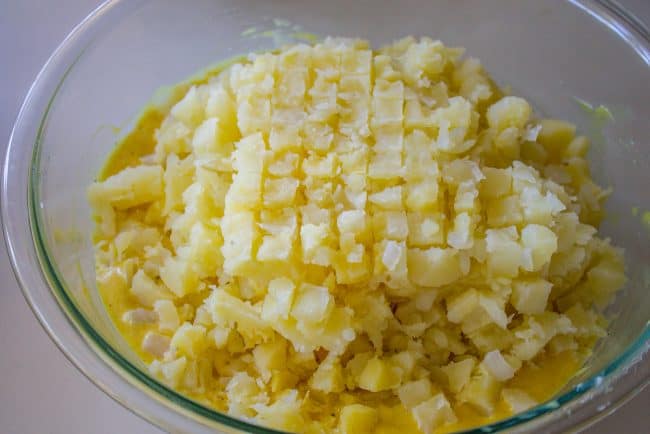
xmin=89 ymin=37 xmax=625 ymax=433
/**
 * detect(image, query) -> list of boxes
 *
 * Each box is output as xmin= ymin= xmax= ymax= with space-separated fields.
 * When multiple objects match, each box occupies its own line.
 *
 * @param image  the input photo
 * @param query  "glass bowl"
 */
xmin=2 ymin=1 xmax=649 ymax=433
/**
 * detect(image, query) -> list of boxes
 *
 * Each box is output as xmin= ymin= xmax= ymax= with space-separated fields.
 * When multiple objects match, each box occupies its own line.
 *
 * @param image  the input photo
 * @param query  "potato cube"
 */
xmin=263 ymin=177 xmax=299 ymax=208
xmin=486 ymin=195 xmax=522 ymax=227
xmin=358 ymin=357 xmax=401 ymax=392
xmin=407 ymin=212 xmax=445 ymax=246
xmin=397 ymin=379 xmax=433 ymax=408
xmin=369 ymin=186 xmax=403 ymax=210
xmin=520 ymin=224 xmax=558 ymax=271
xmin=407 ymin=247 xmax=465 ymax=287
xmin=170 ymin=322 xmax=206 ymax=358
xmin=220 ymin=211 xmax=258 ymax=275
xmin=512 ymin=278 xmax=553 ymax=314
xmin=291 ymin=284 xmax=334 ymax=324
xmin=130 ymin=269 xmax=174 ymax=307
xmin=405 ymin=180 xmax=439 ymax=211
xmin=537 ymin=119 xmax=576 ymax=159
xmin=253 ymin=340 xmax=287 ymax=382
xmin=372 ymin=211 xmax=408 ymax=241
xmin=154 ymin=300 xmax=180 ymax=332
xmin=411 ymin=393 xmax=458 ymax=434
xmin=88 ymin=166 xmax=163 ymax=210
xmin=486 ymin=96 xmax=531 ymax=131
xmin=441 ymin=358 xmax=476 ymax=394
xmin=261 ymin=278 xmax=296 ymax=321
xmin=339 ymin=404 xmax=378 ymax=434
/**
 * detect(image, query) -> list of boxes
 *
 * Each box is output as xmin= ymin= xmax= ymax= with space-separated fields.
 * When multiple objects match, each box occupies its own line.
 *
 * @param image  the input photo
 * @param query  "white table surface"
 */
xmin=1 ymin=1 xmax=648 ymax=433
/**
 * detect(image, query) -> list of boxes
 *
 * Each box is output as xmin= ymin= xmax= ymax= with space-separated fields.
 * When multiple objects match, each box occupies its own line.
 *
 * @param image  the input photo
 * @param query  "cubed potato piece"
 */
xmin=171 ymin=86 xmax=204 ymax=127
xmin=502 ymin=388 xmax=538 ymax=413
xmin=225 ymin=171 xmax=262 ymax=211
xmin=368 ymin=151 xmax=403 ymax=180
xmin=261 ymin=278 xmax=296 ymax=321
xmin=159 ymin=254 xmax=200 ymax=298
xmin=397 ymin=378 xmax=433 ymax=408
xmin=520 ymin=224 xmax=558 ymax=271
xmin=358 ymin=357 xmax=401 ymax=392
xmin=369 ymin=186 xmax=403 ymax=210
xmin=310 ymin=355 xmax=344 ymax=393
xmin=407 ymin=212 xmax=445 ymax=246
xmin=447 ymin=212 xmax=474 ymax=250
xmin=511 ymin=278 xmax=553 ymax=314
xmin=302 ymin=152 xmax=338 ymax=178
xmin=372 ymin=211 xmax=408 ymax=241
xmin=408 ymin=247 xmax=465 ymax=287
xmin=170 ymin=322 xmax=206 ymax=358
xmin=220 ymin=211 xmax=258 ymax=276
xmin=537 ymin=119 xmax=576 ymax=160
xmin=458 ymin=364 xmax=500 ymax=416
xmin=291 ymin=283 xmax=334 ymax=324
xmin=154 ymin=300 xmax=179 ymax=332
xmin=339 ymin=404 xmax=378 ymax=434
xmin=88 ymin=165 xmax=163 ymax=210
xmin=482 ymin=350 xmax=516 ymax=381
xmin=485 ymin=227 xmax=524 ymax=278
xmin=130 ymin=269 xmax=174 ymax=307
xmin=256 ymin=233 xmax=293 ymax=262
xmin=253 ymin=340 xmax=287 ymax=382
xmin=337 ymin=209 xmax=368 ymax=236
xmin=441 ymin=358 xmax=476 ymax=394
xmin=486 ymin=96 xmax=531 ymax=131
xmin=263 ymin=177 xmax=299 ymax=208
xmin=486 ymin=195 xmax=522 ymax=227
xmin=411 ymin=393 xmax=458 ymax=434
xmin=208 ymin=290 xmax=272 ymax=343
xmin=163 ymin=154 xmax=194 ymax=215
xmin=405 ymin=180 xmax=439 ymax=211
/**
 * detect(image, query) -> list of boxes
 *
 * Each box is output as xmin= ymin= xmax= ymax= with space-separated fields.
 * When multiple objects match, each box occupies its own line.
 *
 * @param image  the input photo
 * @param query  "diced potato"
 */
xmin=88 ymin=166 xmax=163 ymax=210
xmin=154 ymin=299 xmax=180 ymax=332
xmin=486 ymin=96 xmax=531 ymax=131
xmin=291 ymin=283 xmax=334 ymax=324
xmin=170 ymin=322 xmax=207 ymax=358
xmin=407 ymin=212 xmax=445 ymax=246
xmin=458 ymin=364 xmax=500 ymax=416
xmin=537 ymin=119 xmax=576 ymax=160
xmin=408 ymin=247 xmax=465 ymax=287
xmin=310 ymin=355 xmax=344 ymax=393
xmin=521 ymin=224 xmax=558 ymax=271
xmin=441 ymin=358 xmax=476 ymax=394
xmin=411 ymin=393 xmax=458 ymax=434
xmin=485 ymin=227 xmax=524 ymax=278
xmin=208 ymin=290 xmax=273 ymax=343
xmin=397 ymin=379 xmax=433 ymax=408
xmin=511 ymin=278 xmax=553 ymax=314
xmin=358 ymin=357 xmax=402 ymax=392
xmin=171 ymin=86 xmax=204 ymax=127
xmin=130 ymin=269 xmax=174 ymax=307
xmin=263 ymin=177 xmax=299 ymax=208
xmin=220 ymin=211 xmax=258 ymax=275
xmin=339 ymin=404 xmax=378 ymax=434
xmin=369 ymin=186 xmax=404 ymax=210
xmin=482 ymin=350 xmax=515 ymax=381
xmin=253 ymin=340 xmax=287 ymax=382
xmin=502 ymin=388 xmax=537 ymax=413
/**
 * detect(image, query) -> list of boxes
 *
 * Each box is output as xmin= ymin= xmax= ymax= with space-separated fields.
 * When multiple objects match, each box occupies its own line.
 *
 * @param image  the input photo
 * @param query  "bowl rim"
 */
xmin=2 ymin=0 xmax=649 ymax=433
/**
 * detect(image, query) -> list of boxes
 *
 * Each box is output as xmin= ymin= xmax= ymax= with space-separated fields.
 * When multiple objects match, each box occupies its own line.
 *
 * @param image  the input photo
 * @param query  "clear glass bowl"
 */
xmin=2 ymin=1 xmax=649 ymax=432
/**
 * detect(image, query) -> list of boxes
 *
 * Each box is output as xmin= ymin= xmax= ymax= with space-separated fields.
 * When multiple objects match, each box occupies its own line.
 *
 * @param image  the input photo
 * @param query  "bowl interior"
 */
xmin=19 ymin=0 xmax=650 ymax=432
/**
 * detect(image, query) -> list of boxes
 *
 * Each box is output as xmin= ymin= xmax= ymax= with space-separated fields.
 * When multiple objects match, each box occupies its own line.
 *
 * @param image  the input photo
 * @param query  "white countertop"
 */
xmin=1 ymin=1 xmax=648 ymax=433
